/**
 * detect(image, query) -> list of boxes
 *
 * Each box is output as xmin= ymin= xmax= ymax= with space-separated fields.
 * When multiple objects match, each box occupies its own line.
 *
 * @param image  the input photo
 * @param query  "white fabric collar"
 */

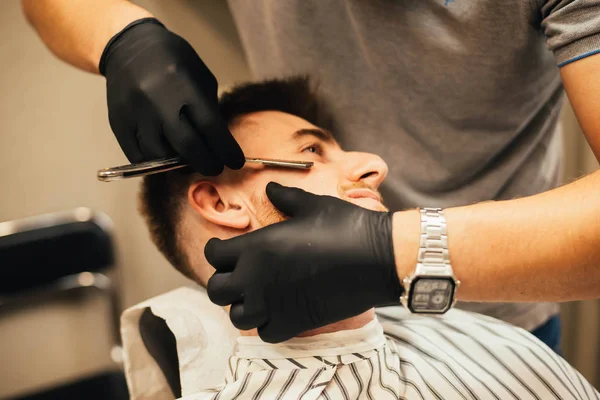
xmin=121 ymin=286 xmax=239 ymax=399
xmin=235 ymin=318 xmax=386 ymax=359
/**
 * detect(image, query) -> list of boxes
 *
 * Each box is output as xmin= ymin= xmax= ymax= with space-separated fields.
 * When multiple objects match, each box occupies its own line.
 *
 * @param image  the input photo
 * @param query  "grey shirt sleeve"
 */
xmin=540 ymin=0 xmax=600 ymax=67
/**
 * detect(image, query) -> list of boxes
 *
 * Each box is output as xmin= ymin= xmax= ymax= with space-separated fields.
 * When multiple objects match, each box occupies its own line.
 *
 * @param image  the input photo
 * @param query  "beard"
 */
xmin=251 ymin=183 xmax=387 ymax=228
xmin=252 ymin=193 xmax=287 ymax=227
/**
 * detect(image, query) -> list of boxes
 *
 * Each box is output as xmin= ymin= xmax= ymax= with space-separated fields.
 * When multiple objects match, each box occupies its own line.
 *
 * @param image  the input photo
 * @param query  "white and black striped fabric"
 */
xmin=180 ymin=307 xmax=598 ymax=399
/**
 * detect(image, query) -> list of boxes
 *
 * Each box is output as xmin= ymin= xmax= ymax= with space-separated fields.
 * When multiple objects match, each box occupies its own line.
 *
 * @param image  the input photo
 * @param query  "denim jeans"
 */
xmin=531 ymin=315 xmax=562 ymax=355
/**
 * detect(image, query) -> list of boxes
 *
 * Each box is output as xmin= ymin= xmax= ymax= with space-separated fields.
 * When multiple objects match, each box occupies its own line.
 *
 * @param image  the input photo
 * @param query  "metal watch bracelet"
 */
xmin=418 ymin=208 xmax=450 ymax=271
xmin=400 ymin=208 xmax=459 ymax=314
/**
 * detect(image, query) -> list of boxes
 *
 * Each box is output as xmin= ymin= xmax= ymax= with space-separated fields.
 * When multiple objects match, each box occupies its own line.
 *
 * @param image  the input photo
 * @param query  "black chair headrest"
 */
xmin=0 ymin=211 xmax=114 ymax=295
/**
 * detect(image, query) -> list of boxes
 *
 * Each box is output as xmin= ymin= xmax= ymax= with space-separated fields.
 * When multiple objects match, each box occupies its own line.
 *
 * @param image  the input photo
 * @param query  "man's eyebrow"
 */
xmin=292 ymin=128 xmax=335 ymax=143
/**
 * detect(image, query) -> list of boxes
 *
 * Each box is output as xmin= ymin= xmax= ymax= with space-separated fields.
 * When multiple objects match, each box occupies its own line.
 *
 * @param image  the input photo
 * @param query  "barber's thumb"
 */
xmin=266 ymin=182 xmax=314 ymax=217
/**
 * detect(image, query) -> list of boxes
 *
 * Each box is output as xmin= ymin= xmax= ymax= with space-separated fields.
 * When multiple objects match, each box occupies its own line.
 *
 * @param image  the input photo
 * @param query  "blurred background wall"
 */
xmin=0 ymin=0 xmax=598 ymax=397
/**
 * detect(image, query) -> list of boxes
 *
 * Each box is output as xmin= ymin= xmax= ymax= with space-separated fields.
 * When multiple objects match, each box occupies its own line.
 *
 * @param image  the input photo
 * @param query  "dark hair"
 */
xmin=138 ymin=76 xmax=335 ymax=280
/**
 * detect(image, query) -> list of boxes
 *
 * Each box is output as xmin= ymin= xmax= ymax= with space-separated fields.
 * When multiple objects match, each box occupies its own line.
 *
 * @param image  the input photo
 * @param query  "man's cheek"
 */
xmin=277 ymin=172 xmax=338 ymax=197
xmin=239 ymin=172 xmax=277 ymax=193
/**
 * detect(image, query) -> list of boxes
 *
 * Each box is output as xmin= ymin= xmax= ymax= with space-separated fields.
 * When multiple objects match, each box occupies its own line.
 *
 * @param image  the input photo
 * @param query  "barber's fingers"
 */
xmin=205 ymin=237 xmax=241 ymax=273
xmin=164 ymin=113 xmax=223 ymax=176
xmin=207 ymin=271 xmax=242 ymax=306
xmin=229 ymin=295 xmax=268 ymax=331
xmin=109 ymin=110 xmax=145 ymax=163
xmin=204 ymin=231 xmax=263 ymax=273
xmin=207 ymin=250 xmax=270 ymax=331
xmin=265 ymin=182 xmax=317 ymax=218
xmin=137 ymin=112 xmax=173 ymax=160
xmin=258 ymin=320 xmax=295 ymax=344
xmin=184 ymin=102 xmax=245 ymax=171
xmin=206 ymin=248 xmax=263 ymax=305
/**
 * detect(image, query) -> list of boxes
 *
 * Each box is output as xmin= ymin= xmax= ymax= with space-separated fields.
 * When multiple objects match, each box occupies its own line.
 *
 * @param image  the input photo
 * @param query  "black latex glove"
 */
xmin=99 ymin=18 xmax=244 ymax=175
xmin=205 ymin=182 xmax=402 ymax=343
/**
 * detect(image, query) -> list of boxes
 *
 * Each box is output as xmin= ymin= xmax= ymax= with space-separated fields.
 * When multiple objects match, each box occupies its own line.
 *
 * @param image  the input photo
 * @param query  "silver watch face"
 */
xmin=408 ymin=277 xmax=455 ymax=314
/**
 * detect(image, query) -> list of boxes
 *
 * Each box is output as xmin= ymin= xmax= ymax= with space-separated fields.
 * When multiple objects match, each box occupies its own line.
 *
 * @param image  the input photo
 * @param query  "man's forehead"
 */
xmin=230 ymin=111 xmax=321 ymax=142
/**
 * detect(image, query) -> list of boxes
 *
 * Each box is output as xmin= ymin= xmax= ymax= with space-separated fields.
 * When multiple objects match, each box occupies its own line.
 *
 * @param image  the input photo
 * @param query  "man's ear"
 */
xmin=188 ymin=181 xmax=250 ymax=230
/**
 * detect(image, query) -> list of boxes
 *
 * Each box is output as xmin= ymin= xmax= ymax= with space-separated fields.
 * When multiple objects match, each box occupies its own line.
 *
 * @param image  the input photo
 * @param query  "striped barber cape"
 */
xmin=180 ymin=307 xmax=599 ymax=400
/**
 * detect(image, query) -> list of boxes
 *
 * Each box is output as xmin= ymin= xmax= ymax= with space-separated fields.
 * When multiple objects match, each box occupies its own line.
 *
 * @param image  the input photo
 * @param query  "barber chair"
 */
xmin=0 ymin=208 xmax=127 ymax=399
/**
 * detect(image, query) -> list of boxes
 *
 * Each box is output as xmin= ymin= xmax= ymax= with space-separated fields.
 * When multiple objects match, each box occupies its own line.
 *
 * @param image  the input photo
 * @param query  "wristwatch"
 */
xmin=400 ymin=208 xmax=460 ymax=314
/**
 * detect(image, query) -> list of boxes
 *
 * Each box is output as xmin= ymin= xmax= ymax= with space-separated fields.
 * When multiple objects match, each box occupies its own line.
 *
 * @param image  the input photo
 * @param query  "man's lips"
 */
xmin=344 ymin=189 xmax=383 ymax=203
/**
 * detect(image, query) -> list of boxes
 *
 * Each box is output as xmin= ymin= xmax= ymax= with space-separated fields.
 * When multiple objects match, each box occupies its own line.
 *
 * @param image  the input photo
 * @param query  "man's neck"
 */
xmin=236 ymin=309 xmax=376 ymax=338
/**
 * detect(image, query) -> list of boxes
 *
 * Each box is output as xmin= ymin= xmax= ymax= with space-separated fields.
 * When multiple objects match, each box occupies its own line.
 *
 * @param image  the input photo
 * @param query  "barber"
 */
xmin=24 ymin=0 xmax=600 ymax=343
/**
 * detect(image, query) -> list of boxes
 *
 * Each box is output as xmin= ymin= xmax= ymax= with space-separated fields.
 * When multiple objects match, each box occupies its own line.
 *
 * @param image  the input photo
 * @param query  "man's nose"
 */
xmin=343 ymin=152 xmax=388 ymax=187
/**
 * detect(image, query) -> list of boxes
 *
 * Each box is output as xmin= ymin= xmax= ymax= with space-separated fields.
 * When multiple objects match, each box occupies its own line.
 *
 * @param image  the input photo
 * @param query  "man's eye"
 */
xmin=302 ymin=143 xmax=322 ymax=155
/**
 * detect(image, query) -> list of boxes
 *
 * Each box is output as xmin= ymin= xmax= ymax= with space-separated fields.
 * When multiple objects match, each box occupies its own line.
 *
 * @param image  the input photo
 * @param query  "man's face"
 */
xmin=226 ymin=111 xmax=389 ymax=226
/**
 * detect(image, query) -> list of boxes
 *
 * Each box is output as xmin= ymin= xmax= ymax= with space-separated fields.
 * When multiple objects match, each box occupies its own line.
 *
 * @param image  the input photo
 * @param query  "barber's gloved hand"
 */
xmin=205 ymin=182 xmax=401 ymax=343
xmin=99 ymin=18 xmax=244 ymax=175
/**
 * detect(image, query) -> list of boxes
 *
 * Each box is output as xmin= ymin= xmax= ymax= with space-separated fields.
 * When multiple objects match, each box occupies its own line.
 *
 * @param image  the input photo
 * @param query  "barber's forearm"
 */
xmin=22 ymin=0 xmax=152 ymax=73
xmin=392 ymin=170 xmax=600 ymax=303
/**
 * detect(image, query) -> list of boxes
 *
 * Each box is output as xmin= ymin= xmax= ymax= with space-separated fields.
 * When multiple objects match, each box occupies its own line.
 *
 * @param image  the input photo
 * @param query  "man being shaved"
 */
xmin=138 ymin=77 xmax=597 ymax=399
